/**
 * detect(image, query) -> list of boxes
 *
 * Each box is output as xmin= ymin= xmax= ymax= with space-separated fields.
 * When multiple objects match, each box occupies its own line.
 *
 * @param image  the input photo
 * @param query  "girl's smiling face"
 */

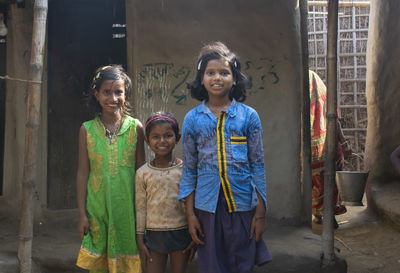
xmin=202 ymin=58 xmax=235 ymax=100
xmin=95 ymin=79 xmax=126 ymax=114
xmin=146 ymin=123 xmax=177 ymax=158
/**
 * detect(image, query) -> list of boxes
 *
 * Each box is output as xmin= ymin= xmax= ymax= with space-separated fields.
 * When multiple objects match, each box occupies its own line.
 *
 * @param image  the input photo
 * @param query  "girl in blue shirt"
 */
xmin=179 ymin=42 xmax=271 ymax=273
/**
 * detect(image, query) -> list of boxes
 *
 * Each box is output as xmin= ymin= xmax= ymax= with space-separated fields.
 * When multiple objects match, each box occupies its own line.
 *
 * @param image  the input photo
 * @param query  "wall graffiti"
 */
xmin=136 ymin=58 xmax=279 ymax=105
xmin=137 ymin=63 xmax=191 ymax=105
xmin=244 ymin=57 xmax=280 ymax=95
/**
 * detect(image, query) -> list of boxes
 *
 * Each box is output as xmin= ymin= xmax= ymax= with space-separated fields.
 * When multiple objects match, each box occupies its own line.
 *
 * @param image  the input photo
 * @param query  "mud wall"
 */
xmin=365 ymin=0 xmax=400 ymax=183
xmin=126 ymin=0 xmax=303 ymax=221
xmin=1 ymin=0 xmax=304 ymax=222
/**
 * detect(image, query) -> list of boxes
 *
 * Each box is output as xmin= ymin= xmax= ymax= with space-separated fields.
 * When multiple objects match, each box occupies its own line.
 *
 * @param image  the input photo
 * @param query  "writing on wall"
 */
xmin=244 ymin=57 xmax=280 ymax=95
xmin=137 ymin=63 xmax=190 ymax=105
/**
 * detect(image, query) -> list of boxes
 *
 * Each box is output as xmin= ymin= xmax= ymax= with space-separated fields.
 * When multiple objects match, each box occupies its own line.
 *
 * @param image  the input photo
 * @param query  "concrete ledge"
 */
xmin=368 ymin=181 xmax=400 ymax=228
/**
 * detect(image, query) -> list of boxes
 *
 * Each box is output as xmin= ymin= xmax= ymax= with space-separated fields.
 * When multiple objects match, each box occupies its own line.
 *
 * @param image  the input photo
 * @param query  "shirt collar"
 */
xmin=197 ymin=99 xmax=238 ymax=118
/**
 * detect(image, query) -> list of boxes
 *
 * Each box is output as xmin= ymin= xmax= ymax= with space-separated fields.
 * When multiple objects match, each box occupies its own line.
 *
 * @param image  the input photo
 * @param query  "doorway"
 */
xmin=47 ymin=0 xmax=127 ymax=209
xmin=0 ymin=6 xmax=7 ymax=196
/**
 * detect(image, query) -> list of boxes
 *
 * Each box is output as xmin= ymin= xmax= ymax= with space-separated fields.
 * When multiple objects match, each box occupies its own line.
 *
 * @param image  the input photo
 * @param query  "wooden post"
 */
xmin=322 ymin=0 xmax=338 ymax=266
xmin=17 ymin=0 xmax=48 ymax=272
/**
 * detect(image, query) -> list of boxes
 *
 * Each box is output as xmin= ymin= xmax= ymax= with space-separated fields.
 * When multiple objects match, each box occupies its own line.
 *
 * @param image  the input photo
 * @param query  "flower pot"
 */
xmin=336 ymin=171 xmax=369 ymax=206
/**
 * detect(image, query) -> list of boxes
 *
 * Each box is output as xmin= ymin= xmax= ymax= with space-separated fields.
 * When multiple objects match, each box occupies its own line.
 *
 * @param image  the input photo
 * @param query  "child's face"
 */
xmin=94 ymin=79 xmax=126 ymax=114
xmin=146 ymin=123 xmax=177 ymax=158
xmin=202 ymin=58 xmax=235 ymax=100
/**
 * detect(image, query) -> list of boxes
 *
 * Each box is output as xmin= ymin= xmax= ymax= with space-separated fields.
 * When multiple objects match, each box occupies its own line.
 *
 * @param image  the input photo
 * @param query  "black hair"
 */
xmin=187 ymin=41 xmax=247 ymax=102
xmin=88 ymin=65 xmax=132 ymax=115
xmin=144 ymin=112 xmax=180 ymax=140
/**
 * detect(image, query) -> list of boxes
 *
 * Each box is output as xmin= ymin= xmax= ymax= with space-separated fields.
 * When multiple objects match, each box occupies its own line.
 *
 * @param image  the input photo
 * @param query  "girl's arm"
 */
xmin=185 ymin=192 xmax=204 ymax=245
xmin=135 ymin=121 xmax=145 ymax=170
xmin=136 ymin=233 xmax=152 ymax=270
xmin=76 ymin=125 xmax=90 ymax=240
xmin=391 ymin=145 xmax=400 ymax=174
xmin=247 ymin=111 xmax=267 ymax=241
xmin=179 ymin=113 xmax=198 ymax=201
xmin=180 ymin=113 xmax=203 ymax=244
xmin=250 ymin=190 xmax=266 ymax=242
xmin=135 ymin=171 xmax=152 ymax=269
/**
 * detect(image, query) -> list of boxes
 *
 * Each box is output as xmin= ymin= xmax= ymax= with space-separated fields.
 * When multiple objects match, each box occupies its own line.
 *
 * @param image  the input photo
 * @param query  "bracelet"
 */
xmin=255 ymin=216 xmax=265 ymax=221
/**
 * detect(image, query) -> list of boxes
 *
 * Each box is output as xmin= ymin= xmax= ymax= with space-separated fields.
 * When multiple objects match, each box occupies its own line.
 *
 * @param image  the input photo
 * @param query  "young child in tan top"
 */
xmin=135 ymin=112 xmax=195 ymax=273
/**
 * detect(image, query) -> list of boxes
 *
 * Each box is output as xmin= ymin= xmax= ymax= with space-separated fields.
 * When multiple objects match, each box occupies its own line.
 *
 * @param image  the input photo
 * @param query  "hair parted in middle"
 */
xmin=87 ymin=64 xmax=133 ymax=116
xmin=187 ymin=41 xmax=247 ymax=102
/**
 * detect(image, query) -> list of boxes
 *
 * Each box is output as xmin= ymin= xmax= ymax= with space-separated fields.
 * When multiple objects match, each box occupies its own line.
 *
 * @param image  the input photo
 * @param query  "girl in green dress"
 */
xmin=76 ymin=65 xmax=145 ymax=273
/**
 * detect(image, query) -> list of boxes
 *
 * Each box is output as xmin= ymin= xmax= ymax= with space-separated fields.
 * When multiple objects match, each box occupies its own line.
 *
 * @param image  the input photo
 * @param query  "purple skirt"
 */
xmin=195 ymin=192 xmax=272 ymax=273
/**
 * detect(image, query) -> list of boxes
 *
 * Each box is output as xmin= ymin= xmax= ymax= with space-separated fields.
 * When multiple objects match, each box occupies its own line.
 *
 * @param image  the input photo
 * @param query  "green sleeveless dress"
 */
xmin=76 ymin=115 xmax=141 ymax=273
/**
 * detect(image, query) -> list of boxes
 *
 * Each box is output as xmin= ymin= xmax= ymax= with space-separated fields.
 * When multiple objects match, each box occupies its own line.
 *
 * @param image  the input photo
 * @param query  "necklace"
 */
xmin=100 ymin=117 xmax=122 ymax=145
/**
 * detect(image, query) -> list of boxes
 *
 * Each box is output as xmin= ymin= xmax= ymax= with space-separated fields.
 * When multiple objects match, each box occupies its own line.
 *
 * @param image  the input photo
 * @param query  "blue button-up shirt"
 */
xmin=179 ymin=99 xmax=267 ymax=213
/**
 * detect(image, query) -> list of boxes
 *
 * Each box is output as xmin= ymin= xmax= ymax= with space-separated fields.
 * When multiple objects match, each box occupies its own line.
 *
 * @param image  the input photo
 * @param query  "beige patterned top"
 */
xmin=135 ymin=160 xmax=187 ymax=234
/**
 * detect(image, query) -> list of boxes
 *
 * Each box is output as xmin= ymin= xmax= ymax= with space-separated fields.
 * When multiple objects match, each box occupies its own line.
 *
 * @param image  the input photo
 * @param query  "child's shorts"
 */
xmin=144 ymin=228 xmax=192 ymax=254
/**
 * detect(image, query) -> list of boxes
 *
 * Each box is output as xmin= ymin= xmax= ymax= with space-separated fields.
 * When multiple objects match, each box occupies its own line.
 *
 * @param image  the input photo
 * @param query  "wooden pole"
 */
xmin=299 ymin=0 xmax=312 ymax=225
xmin=17 ymin=0 xmax=48 ymax=272
xmin=322 ymin=0 xmax=338 ymax=266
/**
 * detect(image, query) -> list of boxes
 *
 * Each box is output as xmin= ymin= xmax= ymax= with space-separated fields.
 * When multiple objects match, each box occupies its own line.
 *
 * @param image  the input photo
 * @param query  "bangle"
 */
xmin=255 ymin=216 xmax=265 ymax=221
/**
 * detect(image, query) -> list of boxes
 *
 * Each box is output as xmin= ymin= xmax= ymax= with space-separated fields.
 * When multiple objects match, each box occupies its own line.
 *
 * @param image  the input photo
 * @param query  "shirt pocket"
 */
xmin=230 ymin=136 xmax=248 ymax=162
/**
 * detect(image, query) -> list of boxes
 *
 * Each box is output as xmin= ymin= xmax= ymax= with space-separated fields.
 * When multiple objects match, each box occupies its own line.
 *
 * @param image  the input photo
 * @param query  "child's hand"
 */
xmin=250 ymin=215 xmax=266 ymax=242
xmin=137 ymin=239 xmax=152 ymax=271
xmin=77 ymin=215 xmax=89 ymax=240
xmin=182 ymin=241 xmax=197 ymax=262
xmin=187 ymin=214 xmax=205 ymax=245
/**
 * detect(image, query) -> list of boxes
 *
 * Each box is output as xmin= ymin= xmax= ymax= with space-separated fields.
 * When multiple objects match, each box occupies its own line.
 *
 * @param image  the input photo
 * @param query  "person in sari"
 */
xmin=309 ymin=70 xmax=350 ymax=227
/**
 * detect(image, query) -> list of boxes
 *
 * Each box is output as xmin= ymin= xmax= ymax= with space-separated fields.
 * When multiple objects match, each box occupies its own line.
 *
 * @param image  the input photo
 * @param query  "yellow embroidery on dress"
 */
xmin=108 ymin=142 xmax=119 ymax=176
xmin=121 ymin=124 xmax=137 ymax=166
xmin=87 ymin=131 xmax=95 ymax=158
xmin=91 ymin=218 xmax=100 ymax=244
xmin=90 ymin=172 xmax=102 ymax=195
xmin=77 ymin=247 xmax=142 ymax=273
xmin=87 ymin=131 xmax=103 ymax=195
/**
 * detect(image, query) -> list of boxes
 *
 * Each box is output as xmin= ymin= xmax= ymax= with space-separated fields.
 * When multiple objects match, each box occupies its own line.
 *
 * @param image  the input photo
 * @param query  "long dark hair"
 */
xmin=187 ymin=42 xmax=247 ymax=102
xmin=88 ymin=65 xmax=132 ymax=115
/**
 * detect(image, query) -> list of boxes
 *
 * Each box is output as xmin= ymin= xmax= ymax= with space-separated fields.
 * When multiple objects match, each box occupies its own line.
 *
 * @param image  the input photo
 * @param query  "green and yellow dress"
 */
xmin=76 ymin=115 xmax=141 ymax=273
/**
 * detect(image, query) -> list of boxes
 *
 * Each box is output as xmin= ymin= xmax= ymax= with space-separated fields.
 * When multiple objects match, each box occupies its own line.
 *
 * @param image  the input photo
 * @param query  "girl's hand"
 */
xmin=137 ymin=239 xmax=152 ymax=271
xmin=250 ymin=215 xmax=266 ymax=242
xmin=187 ymin=214 xmax=205 ymax=245
xmin=182 ymin=241 xmax=197 ymax=262
xmin=77 ymin=215 xmax=89 ymax=240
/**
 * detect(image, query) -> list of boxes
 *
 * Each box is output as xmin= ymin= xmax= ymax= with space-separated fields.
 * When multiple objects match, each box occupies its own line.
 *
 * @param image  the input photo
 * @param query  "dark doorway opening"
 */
xmin=0 ymin=6 xmax=7 ymax=196
xmin=47 ymin=0 xmax=127 ymax=209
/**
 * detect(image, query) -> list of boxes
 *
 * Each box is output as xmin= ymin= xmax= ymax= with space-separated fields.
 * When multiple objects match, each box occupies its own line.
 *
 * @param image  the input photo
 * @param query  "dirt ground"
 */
xmin=312 ymin=201 xmax=400 ymax=273
xmin=1 ymin=198 xmax=400 ymax=273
